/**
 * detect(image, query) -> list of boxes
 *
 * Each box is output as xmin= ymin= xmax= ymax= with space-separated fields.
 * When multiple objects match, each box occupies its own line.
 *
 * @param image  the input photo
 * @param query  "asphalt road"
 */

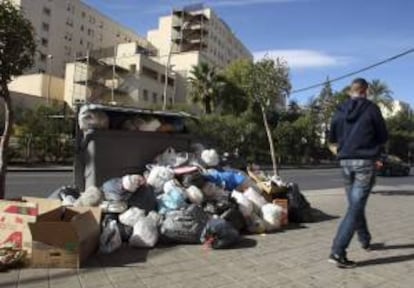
xmin=5 ymin=168 xmax=414 ymax=199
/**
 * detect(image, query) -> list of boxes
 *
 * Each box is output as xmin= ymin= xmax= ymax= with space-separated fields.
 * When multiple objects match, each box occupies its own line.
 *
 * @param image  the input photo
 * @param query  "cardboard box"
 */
xmin=29 ymin=206 xmax=101 ymax=268
xmin=273 ymin=199 xmax=289 ymax=226
xmin=0 ymin=198 xmax=62 ymax=255
xmin=0 ymin=200 xmax=38 ymax=253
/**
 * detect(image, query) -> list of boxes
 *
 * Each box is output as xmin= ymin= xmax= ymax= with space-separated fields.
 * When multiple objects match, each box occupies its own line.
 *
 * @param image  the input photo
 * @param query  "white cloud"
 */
xmin=253 ymin=49 xmax=351 ymax=69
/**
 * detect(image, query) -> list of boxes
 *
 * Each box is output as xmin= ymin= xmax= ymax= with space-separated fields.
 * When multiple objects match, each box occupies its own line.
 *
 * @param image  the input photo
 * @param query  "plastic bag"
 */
xmin=74 ymin=186 xmax=103 ymax=207
xmin=286 ymin=183 xmax=313 ymax=223
xmin=146 ymin=166 xmax=174 ymax=194
xmin=139 ymin=118 xmax=161 ymax=131
xmin=128 ymin=185 xmax=157 ymax=214
xmin=99 ymin=220 xmax=122 ymax=254
xmin=202 ymin=182 xmax=227 ymax=200
xmin=243 ymin=187 xmax=268 ymax=211
xmin=185 ymin=186 xmax=204 ymax=205
xmin=231 ymin=191 xmax=254 ymax=218
xmin=201 ymin=149 xmax=220 ymax=167
xmin=155 ymin=147 xmax=189 ymax=167
xmin=102 ymin=213 xmax=133 ymax=242
xmin=160 ymin=204 xmax=209 ymax=244
xmin=157 ymin=180 xmax=187 ymax=214
xmin=78 ymin=108 xmax=109 ymax=131
xmin=201 ymin=218 xmax=240 ymax=249
xmin=129 ymin=212 xmax=160 ymax=248
xmin=181 ymin=171 xmax=206 ymax=188
xmin=119 ymin=207 xmax=146 ymax=227
xmin=261 ymin=203 xmax=283 ymax=232
xmin=246 ymin=213 xmax=266 ymax=234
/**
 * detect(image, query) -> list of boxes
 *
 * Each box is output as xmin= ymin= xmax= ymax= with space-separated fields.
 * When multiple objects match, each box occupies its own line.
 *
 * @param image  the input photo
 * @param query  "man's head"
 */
xmin=349 ymin=78 xmax=369 ymax=98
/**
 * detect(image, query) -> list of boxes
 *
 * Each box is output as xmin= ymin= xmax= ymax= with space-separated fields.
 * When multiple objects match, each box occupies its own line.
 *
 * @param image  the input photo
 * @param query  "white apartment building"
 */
xmin=379 ymin=100 xmax=411 ymax=119
xmin=64 ymin=42 xmax=175 ymax=108
xmin=7 ymin=0 xmax=150 ymax=77
xmin=148 ymin=4 xmax=253 ymax=104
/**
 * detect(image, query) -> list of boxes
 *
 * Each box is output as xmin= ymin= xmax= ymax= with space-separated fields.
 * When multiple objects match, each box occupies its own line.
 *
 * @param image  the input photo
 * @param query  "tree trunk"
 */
xmin=0 ymin=82 xmax=13 ymax=199
xmin=260 ymin=105 xmax=278 ymax=176
xmin=205 ymin=95 xmax=212 ymax=114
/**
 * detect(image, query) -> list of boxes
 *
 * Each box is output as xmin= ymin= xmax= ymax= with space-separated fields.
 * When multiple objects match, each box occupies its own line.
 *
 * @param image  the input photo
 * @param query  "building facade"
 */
xmin=7 ymin=0 xmax=150 ymax=77
xmin=148 ymin=4 xmax=253 ymax=104
xmin=379 ymin=100 xmax=412 ymax=119
xmin=64 ymin=42 xmax=175 ymax=108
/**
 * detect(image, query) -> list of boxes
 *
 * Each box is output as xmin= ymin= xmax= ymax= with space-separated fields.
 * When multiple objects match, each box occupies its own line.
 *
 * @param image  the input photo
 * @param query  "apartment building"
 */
xmin=64 ymin=42 xmax=176 ymax=108
xmin=7 ymin=0 xmax=150 ymax=77
xmin=148 ymin=4 xmax=253 ymax=103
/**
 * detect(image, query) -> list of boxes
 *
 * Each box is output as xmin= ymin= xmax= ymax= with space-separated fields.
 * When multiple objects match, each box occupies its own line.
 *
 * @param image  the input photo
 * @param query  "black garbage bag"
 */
xmin=203 ymin=196 xmax=246 ymax=231
xmin=286 ymin=183 xmax=313 ymax=223
xmin=180 ymin=172 xmax=206 ymax=189
xmin=201 ymin=218 xmax=240 ymax=249
xmin=54 ymin=185 xmax=80 ymax=200
xmin=128 ymin=185 xmax=157 ymax=214
xmin=160 ymin=204 xmax=209 ymax=244
xmin=102 ymin=213 xmax=133 ymax=242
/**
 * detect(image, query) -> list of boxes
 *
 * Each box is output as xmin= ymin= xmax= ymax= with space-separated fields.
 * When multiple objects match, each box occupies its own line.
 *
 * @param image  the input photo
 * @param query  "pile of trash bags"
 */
xmin=56 ymin=145 xmax=313 ymax=254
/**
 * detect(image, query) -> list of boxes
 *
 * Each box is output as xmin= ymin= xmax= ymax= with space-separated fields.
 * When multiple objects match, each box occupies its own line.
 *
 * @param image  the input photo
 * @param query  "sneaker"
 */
xmin=328 ymin=254 xmax=357 ymax=268
xmin=361 ymin=242 xmax=371 ymax=251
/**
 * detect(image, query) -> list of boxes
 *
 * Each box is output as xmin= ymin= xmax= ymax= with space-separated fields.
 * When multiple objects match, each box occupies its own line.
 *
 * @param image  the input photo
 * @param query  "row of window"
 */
xmin=142 ymin=89 xmax=158 ymax=103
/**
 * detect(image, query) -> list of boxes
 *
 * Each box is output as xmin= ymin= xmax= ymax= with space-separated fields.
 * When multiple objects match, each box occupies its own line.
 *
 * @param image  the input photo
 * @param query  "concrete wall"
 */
xmin=8 ymin=74 xmax=65 ymax=102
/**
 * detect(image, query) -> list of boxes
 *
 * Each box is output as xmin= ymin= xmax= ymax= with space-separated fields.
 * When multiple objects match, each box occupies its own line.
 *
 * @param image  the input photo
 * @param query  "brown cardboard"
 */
xmin=0 ymin=200 xmax=38 ymax=253
xmin=21 ymin=197 xmax=61 ymax=214
xmin=29 ymin=206 xmax=101 ymax=268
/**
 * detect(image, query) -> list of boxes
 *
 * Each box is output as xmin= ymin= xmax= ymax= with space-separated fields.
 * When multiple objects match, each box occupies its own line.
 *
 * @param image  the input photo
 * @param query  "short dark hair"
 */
xmin=352 ymin=78 xmax=369 ymax=89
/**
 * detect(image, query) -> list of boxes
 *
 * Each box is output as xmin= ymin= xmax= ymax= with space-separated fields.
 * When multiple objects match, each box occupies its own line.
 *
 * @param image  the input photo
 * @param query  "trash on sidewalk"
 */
xmin=29 ymin=206 xmax=101 ymax=268
xmin=201 ymin=218 xmax=240 ymax=249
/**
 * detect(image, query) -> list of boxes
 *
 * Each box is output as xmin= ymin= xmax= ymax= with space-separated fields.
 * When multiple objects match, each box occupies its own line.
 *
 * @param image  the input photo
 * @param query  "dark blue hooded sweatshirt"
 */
xmin=329 ymin=98 xmax=388 ymax=160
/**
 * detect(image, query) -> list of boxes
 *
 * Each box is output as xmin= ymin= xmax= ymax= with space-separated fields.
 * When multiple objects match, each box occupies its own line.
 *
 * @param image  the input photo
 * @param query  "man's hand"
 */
xmin=328 ymin=143 xmax=338 ymax=156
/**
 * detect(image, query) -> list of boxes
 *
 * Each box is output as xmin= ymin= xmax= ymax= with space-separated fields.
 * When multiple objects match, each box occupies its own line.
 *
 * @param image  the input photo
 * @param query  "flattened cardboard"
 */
xmin=0 ymin=200 xmax=38 ymax=253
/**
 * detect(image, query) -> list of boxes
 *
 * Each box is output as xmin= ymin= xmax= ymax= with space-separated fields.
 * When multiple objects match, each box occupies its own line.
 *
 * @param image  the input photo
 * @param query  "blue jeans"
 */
xmin=331 ymin=160 xmax=376 ymax=257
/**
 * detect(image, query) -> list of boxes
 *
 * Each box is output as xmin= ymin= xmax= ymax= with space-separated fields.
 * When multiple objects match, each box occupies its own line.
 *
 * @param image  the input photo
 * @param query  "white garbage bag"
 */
xmin=261 ymin=203 xmax=283 ymax=232
xmin=146 ymin=166 xmax=174 ymax=194
xmin=246 ymin=213 xmax=267 ymax=234
xmin=129 ymin=212 xmax=160 ymax=248
xmin=78 ymin=108 xmax=109 ymax=131
xmin=185 ymin=186 xmax=204 ymax=205
xmin=244 ymin=187 xmax=267 ymax=211
xmin=74 ymin=186 xmax=103 ymax=207
xmin=119 ymin=207 xmax=146 ymax=227
xmin=231 ymin=190 xmax=254 ymax=218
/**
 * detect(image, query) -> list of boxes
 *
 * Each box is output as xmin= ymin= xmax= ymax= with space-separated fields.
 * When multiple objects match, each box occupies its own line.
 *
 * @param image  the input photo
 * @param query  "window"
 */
xmin=39 ymin=53 xmax=47 ymax=62
xmin=66 ymin=18 xmax=73 ymax=27
xmin=89 ymin=16 xmax=95 ymax=24
xmin=87 ymin=28 xmax=94 ymax=37
xmin=64 ymin=32 xmax=72 ymax=41
xmin=80 ymin=38 xmax=83 ymax=45
xmin=86 ymin=42 xmax=93 ymax=49
xmin=152 ymin=93 xmax=157 ymax=104
xmin=42 ymin=22 xmax=49 ymax=32
xmin=43 ymin=7 xmax=51 ymax=16
xmin=99 ymin=21 xmax=104 ymax=29
xmin=81 ymin=11 xmax=86 ymax=18
xmin=80 ymin=25 xmax=84 ymax=32
xmin=141 ymin=66 xmax=158 ymax=81
xmin=143 ymin=89 xmax=149 ymax=101
xmin=41 ymin=38 xmax=48 ymax=47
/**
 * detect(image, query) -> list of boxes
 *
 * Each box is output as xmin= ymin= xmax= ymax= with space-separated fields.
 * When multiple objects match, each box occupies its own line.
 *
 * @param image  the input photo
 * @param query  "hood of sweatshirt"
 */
xmin=340 ymin=98 xmax=371 ymax=123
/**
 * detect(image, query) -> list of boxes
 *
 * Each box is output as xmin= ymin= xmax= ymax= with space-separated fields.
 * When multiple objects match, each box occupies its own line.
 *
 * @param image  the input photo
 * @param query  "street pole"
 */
xmin=46 ymin=54 xmax=53 ymax=105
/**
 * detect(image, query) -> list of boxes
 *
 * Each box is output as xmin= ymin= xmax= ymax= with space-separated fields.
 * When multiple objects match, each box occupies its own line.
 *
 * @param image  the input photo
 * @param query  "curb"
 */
xmin=7 ymin=167 xmax=73 ymax=172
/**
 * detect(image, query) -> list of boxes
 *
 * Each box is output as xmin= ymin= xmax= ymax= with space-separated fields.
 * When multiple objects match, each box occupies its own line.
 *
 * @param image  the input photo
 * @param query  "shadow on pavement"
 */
xmin=369 ymin=242 xmax=414 ymax=251
xmin=227 ymin=238 xmax=258 ymax=250
xmin=357 ymin=253 xmax=414 ymax=267
xmin=85 ymin=245 xmax=150 ymax=267
xmin=372 ymin=190 xmax=414 ymax=196
xmin=0 ymin=270 xmax=77 ymax=288
xmin=305 ymin=208 xmax=340 ymax=223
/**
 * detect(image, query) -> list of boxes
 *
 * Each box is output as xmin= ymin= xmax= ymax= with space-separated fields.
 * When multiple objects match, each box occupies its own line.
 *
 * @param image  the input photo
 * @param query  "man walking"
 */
xmin=328 ymin=78 xmax=388 ymax=268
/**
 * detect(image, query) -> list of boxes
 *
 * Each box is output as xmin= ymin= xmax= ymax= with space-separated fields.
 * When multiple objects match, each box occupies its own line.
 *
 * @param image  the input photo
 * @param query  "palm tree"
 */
xmin=368 ymin=79 xmax=394 ymax=112
xmin=188 ymin=62 xmax=223 ymax=114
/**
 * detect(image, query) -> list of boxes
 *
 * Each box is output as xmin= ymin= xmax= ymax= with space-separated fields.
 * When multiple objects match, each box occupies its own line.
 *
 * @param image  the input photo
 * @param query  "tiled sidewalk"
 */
xmin=1 ymin=188 xmax=413 ymax=288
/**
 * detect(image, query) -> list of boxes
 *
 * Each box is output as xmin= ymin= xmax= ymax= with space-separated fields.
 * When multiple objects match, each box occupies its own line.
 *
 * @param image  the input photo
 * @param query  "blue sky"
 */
xmin=84 ymin=0 xmax=414 ymax=107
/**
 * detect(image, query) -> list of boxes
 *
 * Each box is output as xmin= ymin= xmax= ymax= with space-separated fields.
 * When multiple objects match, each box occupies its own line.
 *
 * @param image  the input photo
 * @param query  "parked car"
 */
xmin=376 ymin=155 xmax=411 ymax=176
